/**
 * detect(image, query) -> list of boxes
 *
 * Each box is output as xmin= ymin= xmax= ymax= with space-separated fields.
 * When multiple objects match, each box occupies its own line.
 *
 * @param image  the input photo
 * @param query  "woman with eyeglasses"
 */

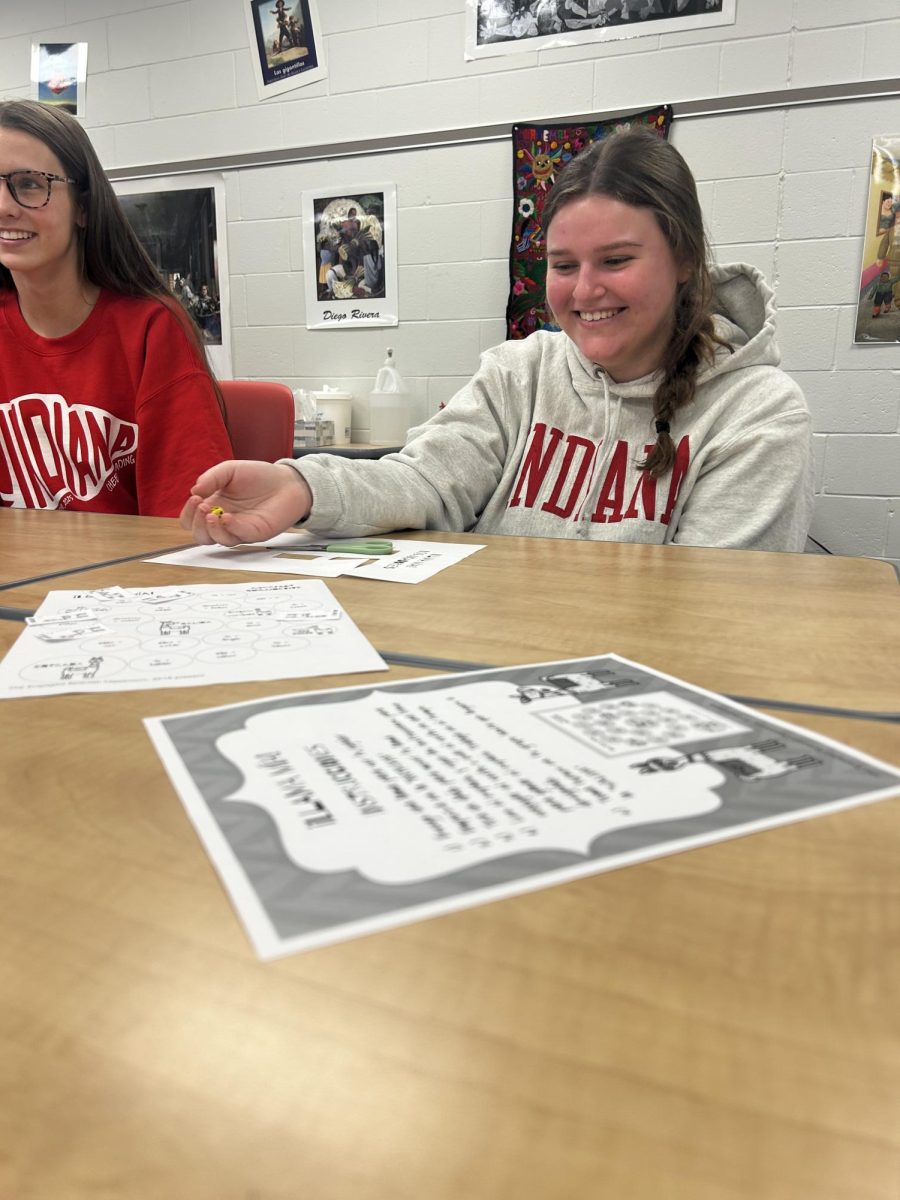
xmin=0 ymin=100 xmax=231 ymax=516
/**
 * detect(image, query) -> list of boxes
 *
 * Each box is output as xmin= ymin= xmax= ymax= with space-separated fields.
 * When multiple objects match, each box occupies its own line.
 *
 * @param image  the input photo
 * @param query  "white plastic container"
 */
xmin=369 ymin=348 xmax=410 ymax=447
xmin=311 ymin=387 xmax=353 ymax=446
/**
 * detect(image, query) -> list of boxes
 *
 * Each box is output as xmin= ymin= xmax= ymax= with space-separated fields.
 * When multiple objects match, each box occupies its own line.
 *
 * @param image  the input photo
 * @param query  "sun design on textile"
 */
xmin=517 ymin=141 xmax=568 ymax=191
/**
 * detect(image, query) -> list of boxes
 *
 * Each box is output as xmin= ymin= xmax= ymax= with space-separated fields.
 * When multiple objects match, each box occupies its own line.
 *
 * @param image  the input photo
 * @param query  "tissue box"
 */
xmin=293 ymin=419 xmax=317 ymax=449
xmin=315 ymin=418 xmax=334 ymax=447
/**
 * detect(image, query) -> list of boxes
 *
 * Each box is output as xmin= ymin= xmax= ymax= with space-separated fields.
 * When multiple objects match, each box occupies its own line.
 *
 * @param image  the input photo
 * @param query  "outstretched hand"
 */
xmin=180 ymin=460 xmax=313 ymax=546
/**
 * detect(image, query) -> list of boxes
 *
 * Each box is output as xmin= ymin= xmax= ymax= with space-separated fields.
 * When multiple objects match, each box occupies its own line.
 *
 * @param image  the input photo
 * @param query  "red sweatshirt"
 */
xmin=0 ymin=288 xmax=233 ymax=517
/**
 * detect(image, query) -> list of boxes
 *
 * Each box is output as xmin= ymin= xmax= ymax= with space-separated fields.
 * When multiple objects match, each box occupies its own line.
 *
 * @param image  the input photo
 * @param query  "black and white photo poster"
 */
xmin=146 ymin=655 xmax=900 ymax=959
xmin=466 ymin=0 xmax=736 ymax=60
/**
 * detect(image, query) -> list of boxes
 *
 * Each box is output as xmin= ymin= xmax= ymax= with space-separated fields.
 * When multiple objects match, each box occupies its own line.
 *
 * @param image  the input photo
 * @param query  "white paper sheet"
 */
xmin=148 ymin=534 xmax=485 ymax=584
xmin=0 ymin=580 xmax=386 ymax=698
xmin=145 ymin=654 xmax=900 ymax=959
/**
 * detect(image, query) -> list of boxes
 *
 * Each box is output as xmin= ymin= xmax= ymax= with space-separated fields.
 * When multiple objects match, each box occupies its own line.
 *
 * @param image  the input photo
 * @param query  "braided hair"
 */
xmin=542 ymin=127 xmax=730 ymax=477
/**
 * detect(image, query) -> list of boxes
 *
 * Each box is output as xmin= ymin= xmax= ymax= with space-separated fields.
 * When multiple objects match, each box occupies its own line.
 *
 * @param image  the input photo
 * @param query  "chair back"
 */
xmin=219 ymin=380 xmax=294 ymax=463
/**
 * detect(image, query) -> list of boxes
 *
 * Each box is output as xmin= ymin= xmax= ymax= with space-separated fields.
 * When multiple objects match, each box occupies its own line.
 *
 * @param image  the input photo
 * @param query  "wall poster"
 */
xmin=113 ymin=174 xmax=232 ymax=378
xmin=244 ymin=0 xmax=326 ymax=100
xmin=301 ymin=184 xmax=398 ymax=330
xmin=31 ymin=42 xmax=88 ymax=116
xmin=854 ymin=135 xmax=900 ymax=345
xmin=466 ymin=0 xmax=735 ymax=61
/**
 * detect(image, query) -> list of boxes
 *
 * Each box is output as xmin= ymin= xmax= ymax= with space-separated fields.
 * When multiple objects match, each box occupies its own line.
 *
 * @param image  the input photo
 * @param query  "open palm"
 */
xmin=180 ymin=461 xmax=312 ymax=546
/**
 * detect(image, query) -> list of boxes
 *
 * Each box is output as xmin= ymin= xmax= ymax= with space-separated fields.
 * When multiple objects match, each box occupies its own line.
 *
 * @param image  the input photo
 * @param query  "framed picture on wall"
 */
xmin=301 ymin=184 xmax=399 ymax=330
xmin=244 ymin=0 xmax=327 ymax=100
xmin=113 ymin=174 xmax=233 ymax=378
xmin=465 ymin=0 xmax=736 ymax=60
xmin=853 ymin=136 xmax=900 ymax=345
xmin=30 ymin=42 xmax=88 ymax=116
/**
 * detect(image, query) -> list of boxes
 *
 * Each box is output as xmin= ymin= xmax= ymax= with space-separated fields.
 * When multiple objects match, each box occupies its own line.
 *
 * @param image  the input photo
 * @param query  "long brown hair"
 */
xmin=0 ymin=100 xmax=223 ymax=411
xmin=542 ymin=127 xmax=729 ymax=477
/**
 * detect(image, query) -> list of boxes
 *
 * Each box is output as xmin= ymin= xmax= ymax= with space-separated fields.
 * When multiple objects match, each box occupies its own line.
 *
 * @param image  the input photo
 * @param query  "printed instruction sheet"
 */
xmin=0 ymin=579 xmax=386 ymax=698
xmin=145 ymin=654 xmax=900 ymax=959
xmin=148 ymin=534 xmax=485 ymax=584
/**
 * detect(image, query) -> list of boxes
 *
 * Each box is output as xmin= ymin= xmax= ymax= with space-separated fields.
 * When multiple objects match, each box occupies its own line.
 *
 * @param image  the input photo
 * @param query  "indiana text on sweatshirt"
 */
xmin=0 ymin=288 xmax=232 ymax=517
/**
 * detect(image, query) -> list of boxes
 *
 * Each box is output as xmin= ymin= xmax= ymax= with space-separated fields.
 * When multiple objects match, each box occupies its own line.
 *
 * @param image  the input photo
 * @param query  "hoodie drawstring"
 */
xmin=575 ymin=367 xmax=621 ymax=537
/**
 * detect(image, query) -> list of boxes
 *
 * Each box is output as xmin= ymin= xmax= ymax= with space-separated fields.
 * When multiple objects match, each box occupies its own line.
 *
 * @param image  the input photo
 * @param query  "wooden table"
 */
xmin=1 ymin=510 xmax=899 ymax=1200
xmin=0 ymin=506 xmax=190 ymax=590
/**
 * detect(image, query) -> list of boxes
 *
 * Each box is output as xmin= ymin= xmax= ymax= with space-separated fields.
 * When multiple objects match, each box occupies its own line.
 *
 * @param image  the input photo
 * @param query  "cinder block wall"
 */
xmin=1 ymin=0 xmax=898 ymax=566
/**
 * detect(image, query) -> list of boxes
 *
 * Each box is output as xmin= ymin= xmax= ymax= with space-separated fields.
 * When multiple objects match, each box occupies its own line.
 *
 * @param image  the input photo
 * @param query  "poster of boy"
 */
xmin=31 ymin=43 xmax=87 ymax=116
xmin=245 ymin=0 xmax=327 ymax=99
xmin=854 ymin=136 xmax=900 ymax=345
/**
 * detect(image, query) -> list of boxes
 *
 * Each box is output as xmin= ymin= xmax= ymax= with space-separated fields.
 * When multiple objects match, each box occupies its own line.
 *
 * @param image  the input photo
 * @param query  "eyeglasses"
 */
xmin=0 ymin=169 xmax=77 ymax=209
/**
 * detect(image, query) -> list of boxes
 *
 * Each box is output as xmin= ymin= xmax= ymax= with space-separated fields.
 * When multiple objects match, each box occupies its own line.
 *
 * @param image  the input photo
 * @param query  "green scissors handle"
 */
xmin=309 ymin=539 xmax=395 ymax=556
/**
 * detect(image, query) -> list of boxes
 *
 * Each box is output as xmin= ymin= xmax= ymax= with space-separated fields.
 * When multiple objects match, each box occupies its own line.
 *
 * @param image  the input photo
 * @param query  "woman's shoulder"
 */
xmin=102 ymin=290 xmax=209 ymax=375
xmin=107 ymin=289 xmax=201 ymax=341
xmin=104 ymin=288 xmax=179 ymax=317
xmin=480 ymin=329 xmax=570 ymax=371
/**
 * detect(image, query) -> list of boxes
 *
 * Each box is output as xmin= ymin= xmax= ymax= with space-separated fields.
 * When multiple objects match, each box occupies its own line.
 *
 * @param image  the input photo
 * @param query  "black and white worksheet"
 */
xmin=145 ymin=654 xmax=900 ymax=959
xmin=0 ymin=579 xmax=385 ymax=697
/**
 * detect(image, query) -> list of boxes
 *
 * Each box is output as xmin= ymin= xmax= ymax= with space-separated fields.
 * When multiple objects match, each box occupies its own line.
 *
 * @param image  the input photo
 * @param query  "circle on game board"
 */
xmin=137 ymin=600 xmax=190 ymax=616
xmin=21 ymin=655 xmax=126 ymax=683
xmin=276 ymin=605 xmax=341 ymax=622
xmin=193 ymin=598 xmax=238 ymax=613
xmin=107 ymin=612 xmax=142 ymax=627
xmin=203 ymin=630 xmax=260 ymax=647
xmin=131 ymin=652 xmax=194 ymax=672
xmin=141 ymin=635 xmax=200 ymax=652
xmin=79 ymin=634 xmax=140 ymax=653
xmin=277 ymin=624 xmax=329 ymax=639
xmin=256 ymin=635 xmax=308 ymax=652
xmin=196 ymin=646 xmax=256 ymax=663
xmin=137 ymin=617 xmax=221 ymax=638
xmin=221 ymin=616 xmax=278 ymax=632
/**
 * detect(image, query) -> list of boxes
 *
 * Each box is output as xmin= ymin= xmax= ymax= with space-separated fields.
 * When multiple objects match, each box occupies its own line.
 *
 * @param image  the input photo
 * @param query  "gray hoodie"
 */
xmin=288 ymin=263 xmax=813 ymax=551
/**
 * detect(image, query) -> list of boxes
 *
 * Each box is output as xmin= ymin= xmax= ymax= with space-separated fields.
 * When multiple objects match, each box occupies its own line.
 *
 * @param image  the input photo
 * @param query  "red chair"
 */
xmin=218 ymin=380 xmax=294 ymax=463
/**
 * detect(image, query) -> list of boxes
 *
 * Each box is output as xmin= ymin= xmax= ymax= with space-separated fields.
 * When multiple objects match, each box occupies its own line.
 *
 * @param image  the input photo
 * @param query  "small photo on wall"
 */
xmin=244 ymin=0 xmax=326 ymax=100
xmin=31 ymin=43 xmax=88 ymax=116
xmin=854 ymin=136 xmax=900 ymax=345
xmin=301 ymin=184 xmax=399 ymax=330
xmin=113 ymin=174 xmax=233 ymax=378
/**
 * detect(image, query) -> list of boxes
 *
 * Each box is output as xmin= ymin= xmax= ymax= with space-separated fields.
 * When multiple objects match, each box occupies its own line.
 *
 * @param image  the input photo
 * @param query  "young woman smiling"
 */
xmin=0 ymin=100 xmax=231 ymax=516
xmin=181 ymin=129 xmax=813 ymax=553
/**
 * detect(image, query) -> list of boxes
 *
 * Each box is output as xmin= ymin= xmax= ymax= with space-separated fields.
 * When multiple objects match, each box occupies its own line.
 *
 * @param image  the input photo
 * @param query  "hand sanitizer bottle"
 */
xmin=369 ymin=347 xmax=410 ymax=446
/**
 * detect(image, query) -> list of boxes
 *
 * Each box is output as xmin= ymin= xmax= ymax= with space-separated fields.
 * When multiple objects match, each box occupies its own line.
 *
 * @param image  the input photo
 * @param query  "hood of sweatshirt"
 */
xmin=564 ymin=261 xmax=782 ymax=402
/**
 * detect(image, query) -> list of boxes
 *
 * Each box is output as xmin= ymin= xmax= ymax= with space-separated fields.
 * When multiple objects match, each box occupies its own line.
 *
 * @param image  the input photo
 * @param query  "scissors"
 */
xmin=303 ymin=539 xmax=395 ymax=556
